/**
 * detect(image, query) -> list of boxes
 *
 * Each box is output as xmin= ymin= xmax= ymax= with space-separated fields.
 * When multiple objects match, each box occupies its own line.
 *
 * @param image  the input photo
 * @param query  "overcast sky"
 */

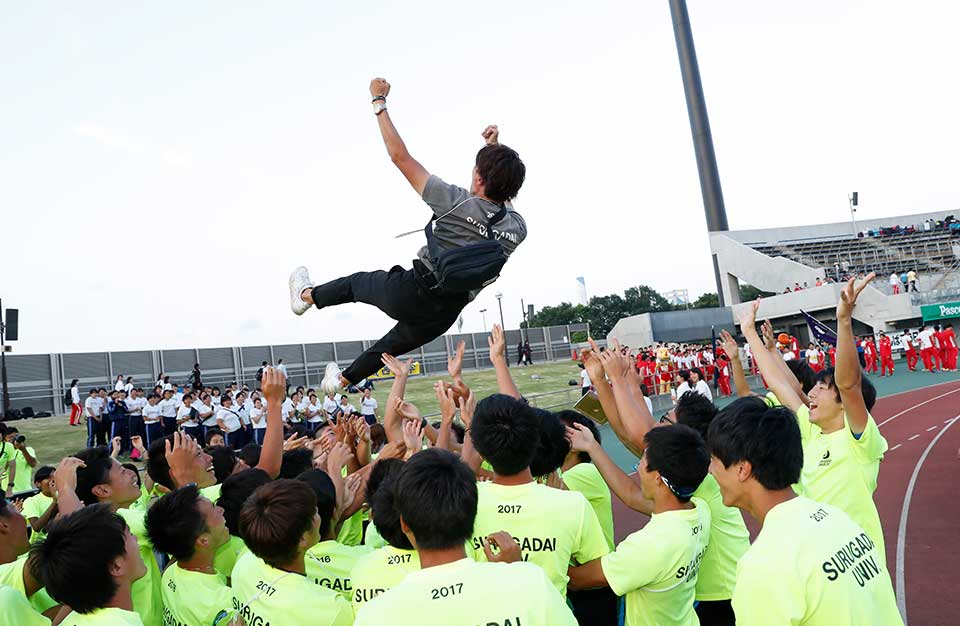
xmin=4 ymin=1 xmax=960 ymax=355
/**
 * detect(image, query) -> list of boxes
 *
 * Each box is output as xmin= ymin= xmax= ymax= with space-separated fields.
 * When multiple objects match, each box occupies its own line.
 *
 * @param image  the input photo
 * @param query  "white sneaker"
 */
xmin=289 ymin=266 xmax=314 ymax=316
xmin=321 ymin=362 xmax=343 ymax=395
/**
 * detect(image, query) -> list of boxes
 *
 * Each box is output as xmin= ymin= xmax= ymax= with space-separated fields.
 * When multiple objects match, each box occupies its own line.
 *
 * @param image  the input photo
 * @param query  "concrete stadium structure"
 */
xmin=609 ymin=210 xmax=960 ymax=346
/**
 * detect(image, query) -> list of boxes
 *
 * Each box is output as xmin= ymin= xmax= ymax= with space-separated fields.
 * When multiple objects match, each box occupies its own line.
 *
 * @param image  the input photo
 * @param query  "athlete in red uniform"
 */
xmin=878 ymin=332 xmax=895 ymax=376
xmin=902 ymin=333 xmax=919 ymax=371
xmin=863 ymin=338 xmax=878 ymax=374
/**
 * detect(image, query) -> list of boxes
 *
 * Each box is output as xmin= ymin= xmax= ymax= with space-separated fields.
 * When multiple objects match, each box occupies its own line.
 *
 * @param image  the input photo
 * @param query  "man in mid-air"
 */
xmin=289 ymin=77 xmax=527 ymax=395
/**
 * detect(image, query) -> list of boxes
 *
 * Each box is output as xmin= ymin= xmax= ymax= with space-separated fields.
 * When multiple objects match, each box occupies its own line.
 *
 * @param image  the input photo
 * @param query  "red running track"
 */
xmin=610 ymin=379 xmax=960 ymax=626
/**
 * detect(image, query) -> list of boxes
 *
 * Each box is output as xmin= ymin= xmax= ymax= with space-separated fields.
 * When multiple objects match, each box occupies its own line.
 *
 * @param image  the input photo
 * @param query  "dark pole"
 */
xmin=710 ymin=324 xmax=719 ymax=392
xmin=495 ymin=294 xmax=507 ymax=364
xmin=0 ymin=301 xmax=8 ymax=419
xmin=669 ymin=0 xmax=729 ymax=303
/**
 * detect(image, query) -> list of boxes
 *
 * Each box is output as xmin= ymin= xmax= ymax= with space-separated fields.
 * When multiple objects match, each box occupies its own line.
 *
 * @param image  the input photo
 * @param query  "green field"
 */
xmin=9 ymin=360 xmax=586 ymax=469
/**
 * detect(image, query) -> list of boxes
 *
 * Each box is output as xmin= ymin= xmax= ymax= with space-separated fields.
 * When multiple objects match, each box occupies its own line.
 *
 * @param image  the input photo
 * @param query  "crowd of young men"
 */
xmin=1 ymin=276 xmax=908 ymax=625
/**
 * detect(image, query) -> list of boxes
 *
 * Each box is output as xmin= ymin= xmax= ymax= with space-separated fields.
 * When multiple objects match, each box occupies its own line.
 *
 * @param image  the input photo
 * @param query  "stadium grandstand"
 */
xmin=709 ymin=209 xmax=960 ymax=340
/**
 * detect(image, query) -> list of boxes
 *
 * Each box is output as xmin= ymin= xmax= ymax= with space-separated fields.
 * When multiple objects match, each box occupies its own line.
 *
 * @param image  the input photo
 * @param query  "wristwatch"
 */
xmin=373 ymin=101 xmax=387 ymax=116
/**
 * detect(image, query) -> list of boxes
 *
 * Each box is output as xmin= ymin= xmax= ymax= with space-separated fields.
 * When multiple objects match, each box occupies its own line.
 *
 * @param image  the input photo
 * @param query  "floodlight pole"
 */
xmin=0 ymin=300 xmax=9 ymax=419
xmin=669 ymin=0 xmax=730 ymax=305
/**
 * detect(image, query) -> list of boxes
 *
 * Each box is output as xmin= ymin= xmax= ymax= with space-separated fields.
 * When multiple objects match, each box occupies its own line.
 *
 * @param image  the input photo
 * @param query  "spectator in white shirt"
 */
xmin=579 ymin=363 xmax=592 ymax=396
xmin=689 ymin=367 xmax=713 ymax=401
xmin=216 ymin=396 xmax=244 ymax=449
xmin=161 ymin=375 xmax=173 ymax=392
xmin=195 ymin=393 xmax=217 ymax=439
xmin=158 ymin=389 xmax=179 ymax=436
xmin=84 ymin=388 xmax=104 ymax=447
xmin=338 ymin=395 xmax=356 ymax=420
xmin=322 ymin=392 xmax=340 ymax=421
xmin=123 ymin=377 xmax=134 ymax=396
xmin=360 ymin=388 xmax=379 ymax=425
xmin=250 ymin=398 xmax=267 ymax=444
xmin=674 ymin=370 xmax=692 ymax=400
xmin=142 ymin=393 xmax=164 ymax=447
xmin=210 ymin=387 xmax=222 ymax=408
xmin=114 ymin=375 xmax=125 ymax=393
xmin=281 ymin=395 xmax=296 ymax=425
xmin=69 ymin=379 xmax=82 ymax=426
xmin=177 ymin=393 xmax=201 ymax=441
xmin=125 ymin=388 xmax=147 ymax=459
xmin=305 ymin=393 xmax=323 ymax=432
xmin=276 ymin=359 xmax=289 ymax=383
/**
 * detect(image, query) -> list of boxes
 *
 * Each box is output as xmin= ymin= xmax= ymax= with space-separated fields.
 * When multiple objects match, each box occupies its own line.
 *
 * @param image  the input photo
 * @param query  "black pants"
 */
xmin=311 ymin=266 xmax=468 ymax=384
xmin=695 ymin=599 xmax=735 ymax=626
xmin=567 ymin=586 xmax=619 ymax=625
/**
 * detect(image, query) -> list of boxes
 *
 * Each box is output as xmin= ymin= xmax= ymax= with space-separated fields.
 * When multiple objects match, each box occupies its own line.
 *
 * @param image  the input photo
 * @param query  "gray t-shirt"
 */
xmin=417 ymin=175 xmax=527 ymax=280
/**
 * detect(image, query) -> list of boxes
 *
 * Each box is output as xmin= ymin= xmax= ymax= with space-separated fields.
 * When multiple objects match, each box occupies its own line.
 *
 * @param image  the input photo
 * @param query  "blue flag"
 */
xmin=801 ymin=309 xmax=838 ymax=346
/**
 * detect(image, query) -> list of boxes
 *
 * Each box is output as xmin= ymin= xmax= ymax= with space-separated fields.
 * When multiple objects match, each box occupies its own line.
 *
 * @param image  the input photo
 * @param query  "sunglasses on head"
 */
xmin=658 ymin=412 xmax=675 ymax=425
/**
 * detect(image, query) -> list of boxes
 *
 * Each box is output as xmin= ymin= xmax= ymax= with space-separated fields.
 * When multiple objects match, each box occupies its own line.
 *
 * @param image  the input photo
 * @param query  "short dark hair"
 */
xmin=146 ymin=436 xmax=175 ymax=490
xmin=529 ymin=409 xmax=570 ymax=478
xmin=73 ymin=446 xmax=114 ymax=505
xmin=674 ymin=391 xmax=718 ymax=440
xmin=204 ymin=428 xmax=224 ymax=446
xmin=642 ymin=425 xmax=709 ymax=502
xmin=707 ymin=397 xmax=802 ymax=490
xmin=145 ymin=485 xmax=207 ymax=561
xmin=239 ymin=443 xmax=262 ymax=467
xmin=814 ymin=367 xmax=876 ymax=412
xmin=33 ymin=466 xmax=55 ymax=484
xmin=219 ymin=468 xmax=272 ymax=536
xmin=475 ymin=144 xmax=525 ymax=203
xmin=395 ymin=449 xmax=477 ymax=550
xmin=785 ymin=359 xmax=815 ymax=394
xmin=240 ymin=480 xmax=317 ymax=568
xmin=470 ymin=394 xmax=539 ymax=475
xmin=366 ymin=459 xmax=412 ymax=550
xmin=295 ymin=469 xmax=337 ymax=538
xmin=30 ymin=503 xmax=130 ymax=613
xmin=207 ymin=446 xmax=238 ymax=485
xmin=556 ymin=410 xmax=601 ymax=463
xmin=278 ymin=448 xmax=313 ymax=479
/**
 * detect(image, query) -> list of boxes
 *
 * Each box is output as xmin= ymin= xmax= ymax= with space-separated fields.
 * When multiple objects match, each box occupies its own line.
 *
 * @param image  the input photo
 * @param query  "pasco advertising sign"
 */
xmin=921 ymin=301 xmax=960 ymax=322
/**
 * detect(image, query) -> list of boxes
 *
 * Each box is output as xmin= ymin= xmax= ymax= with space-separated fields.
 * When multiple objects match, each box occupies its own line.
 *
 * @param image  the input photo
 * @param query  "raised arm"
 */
xmin=590 ymin=340 xmax=652 ymax=456
xmin=835 ymin=274 xmax=875 ymax=435
xmin=566 ymin=424 xmax=653 ymax=515
xmin=738 ymin=301 xmax=804 ymax=412
xmin=488 ymin=325 xmax=522 ymax=399
xmin=370 ymin=78 xmax=429 ymax=195
xmin=255 ymin=367 xmax=286 ymax=479
xmin=719 ymin=330 xmax=753 ymax=398
xmin=381 ymin=354 xmax=413 ymax=443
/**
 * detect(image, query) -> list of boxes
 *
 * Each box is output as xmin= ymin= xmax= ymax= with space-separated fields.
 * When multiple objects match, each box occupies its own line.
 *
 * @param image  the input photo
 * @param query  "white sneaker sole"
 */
xmin=321 ymin=362 xmax=343 ymax=395
xmin=289 ymin=266 xmax=313 ymax=316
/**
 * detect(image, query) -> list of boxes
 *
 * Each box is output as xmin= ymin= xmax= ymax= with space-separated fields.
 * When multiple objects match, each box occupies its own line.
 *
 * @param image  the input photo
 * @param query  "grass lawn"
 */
xmin=9 ymin=359 xmax=587 ymax=469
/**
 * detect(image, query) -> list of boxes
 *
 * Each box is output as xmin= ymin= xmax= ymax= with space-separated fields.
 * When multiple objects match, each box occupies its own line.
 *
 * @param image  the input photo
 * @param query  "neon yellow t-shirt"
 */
xmin=601 ymin=497 xmax=710 ymax=626
xmin=213 ymin=535 xmax=248 ymax=580
xmin=354 ymin=558 xmax=577 ymax=626
xmin=160 ymin=563 xmax=233 ymax=626
xmin=5 ymin=447 xmax=37 ymax=493
xmin=794 ymin=406 xmax=887 ymax=564
xmin=201 ymin=483 xmax=222 ymax=504
xmin=363 ymin=521 xmax=387 ymax=549
xmin=117 ymin=508 xmax=162 ymax=626
xmin=691 ymin=474 xmax=749 ymax=601
xmin=470 ymin=481 xmax=610 ymax=596
xmin=560 ymin=462 xmax=615 ymax=551
xmin=336 ymin=510 xmax=364 ymax=546
xmin=129 ymin=485 xmax=152 ymax=512
xmin=230 ymin=551 xmax=352 ymax=626
xmin=21 ymin=492 xmax=55 ymax=544
xmin=304 ymin=539 xmax=372 ymax=600
xmin=0 ymin=554 xmax=58 ymax=613
xmin=350 ymin=544 xmax=420 ymax=614
xmin=732 ymin=496 xmax=902 ymax=626
xmin=59 ymin=607 xmax=144 ymax=625
xmin=0 ymin=584 xmax=50 ymax=626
